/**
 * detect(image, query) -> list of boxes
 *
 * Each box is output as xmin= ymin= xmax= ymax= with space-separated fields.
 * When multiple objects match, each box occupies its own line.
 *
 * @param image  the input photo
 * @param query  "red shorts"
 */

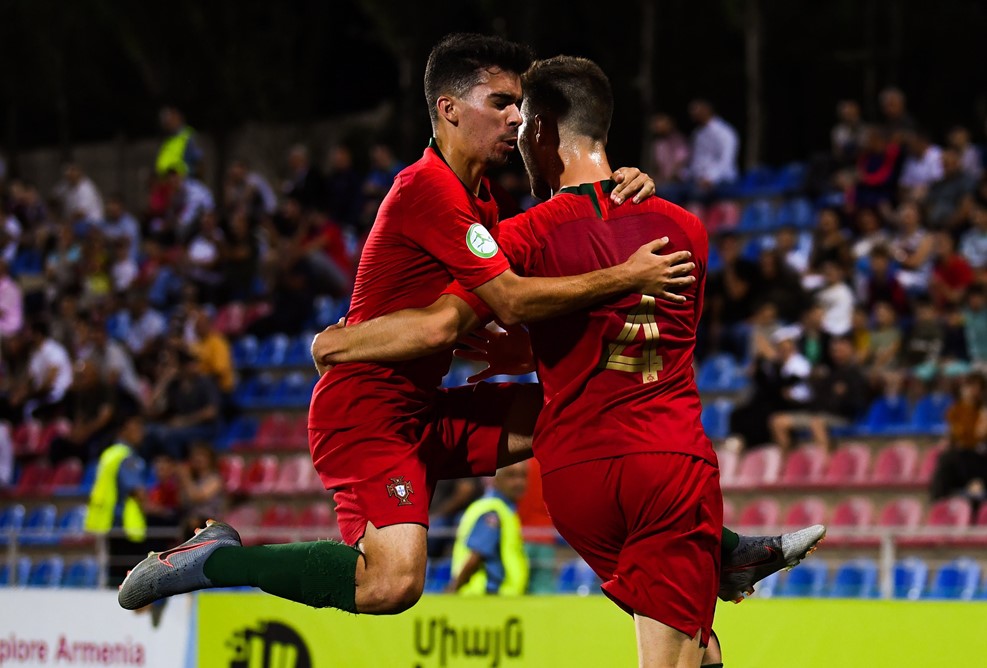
xmin=541 ymin=453 xmax=722 ymax=645
xmin=310 ymin=382 xmax=524 ymax=545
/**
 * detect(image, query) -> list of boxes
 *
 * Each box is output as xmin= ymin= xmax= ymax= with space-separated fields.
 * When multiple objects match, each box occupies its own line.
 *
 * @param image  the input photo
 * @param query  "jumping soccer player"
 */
xmin=309 ymin=57 xmax=826 ymax=667
xmin=118 ymin=34 xmax=692 ymax=615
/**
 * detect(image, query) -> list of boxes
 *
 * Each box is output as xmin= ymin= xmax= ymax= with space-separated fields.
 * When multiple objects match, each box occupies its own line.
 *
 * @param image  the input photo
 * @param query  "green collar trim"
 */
xmin=558 ymin=179 xmax=617 ymax=219
xmin=428 ymin=137 xmax=449 ymax=166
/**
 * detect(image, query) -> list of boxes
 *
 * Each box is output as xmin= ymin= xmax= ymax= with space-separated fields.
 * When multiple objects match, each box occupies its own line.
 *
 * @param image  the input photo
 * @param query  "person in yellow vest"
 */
xmin=85 ymin=410 xmax=148 ymax=587
xmin=156 ymin=106 xmax=203 ymax=177
xmin=449 ymin=461 xmax=529 ymax=595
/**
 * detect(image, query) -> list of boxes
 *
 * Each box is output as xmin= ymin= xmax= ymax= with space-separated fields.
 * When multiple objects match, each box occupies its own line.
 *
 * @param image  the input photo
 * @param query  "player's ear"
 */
xmin=437 ymin=95 xmax=458 ymax=126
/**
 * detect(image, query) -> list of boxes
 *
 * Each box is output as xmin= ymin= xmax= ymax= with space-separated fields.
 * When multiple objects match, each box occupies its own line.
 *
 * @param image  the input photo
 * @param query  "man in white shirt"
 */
xmin=100 ymin=195 xmax=141 ymax=262
xmin=17 ymin=320 xmax=73 ymax=418
xmin=55 ymin=163 xmax=104 ymax=222
xmin=0 ymin=259 xmax=23 ymax=337
xmin=124 ymin=295 xmax=168 ymax=359
xmin=899 ymin=130 xmax=943 ymax=194
xmin=960 ymin=205 xmax=987 ymax=270
xmin=816 ymin=261 xmax=855 ymax=336
xmin=687 ymin=99 xmax=739 ymax=191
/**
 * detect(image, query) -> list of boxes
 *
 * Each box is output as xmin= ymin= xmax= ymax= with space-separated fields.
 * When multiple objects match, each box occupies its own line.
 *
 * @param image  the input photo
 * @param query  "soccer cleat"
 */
xmin=118 ymin=519 xmax=242 ymax=610
xmin=718 ymin=524 xmax=826 ymax=603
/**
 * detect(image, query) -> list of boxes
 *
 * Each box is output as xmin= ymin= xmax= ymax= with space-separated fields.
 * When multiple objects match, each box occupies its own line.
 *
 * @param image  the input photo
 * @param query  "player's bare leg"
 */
xmin=635 ymin=614 xmax=704 ymax=668
xmin=354 ymin=521 xmax=428 ymax=613
xmin=700 ymin=631 xmax=723 ymax=667
xmin=495 ymin=383 xmax=542 ymax=467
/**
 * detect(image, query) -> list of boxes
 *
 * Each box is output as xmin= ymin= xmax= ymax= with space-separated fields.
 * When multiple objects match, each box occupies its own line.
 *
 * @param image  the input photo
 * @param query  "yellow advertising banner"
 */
xmin=197 ymin=593 xmax=985 ymax=668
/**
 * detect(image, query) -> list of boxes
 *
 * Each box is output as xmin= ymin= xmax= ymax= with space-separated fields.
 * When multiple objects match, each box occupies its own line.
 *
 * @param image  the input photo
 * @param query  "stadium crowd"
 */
xmin=0 ymin=85 xmax=986 ymax=579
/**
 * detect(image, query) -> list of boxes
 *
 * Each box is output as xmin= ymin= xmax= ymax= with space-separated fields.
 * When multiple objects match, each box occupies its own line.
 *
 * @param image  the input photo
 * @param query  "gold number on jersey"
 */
xmin=598 ymin=295 xmax=663 ymax=384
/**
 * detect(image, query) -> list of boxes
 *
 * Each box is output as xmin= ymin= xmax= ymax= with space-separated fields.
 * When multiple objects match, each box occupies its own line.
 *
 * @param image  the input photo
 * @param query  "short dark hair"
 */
xmin=424 ymin=33 xmax=533 ymax=125
xmin=521 ymin=56 xmax=613 ymax=142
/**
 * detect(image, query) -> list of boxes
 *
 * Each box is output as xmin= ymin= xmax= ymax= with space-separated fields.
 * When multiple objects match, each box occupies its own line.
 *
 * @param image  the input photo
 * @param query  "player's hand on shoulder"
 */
xmin=611 ymin=167 xmax=655 ymax=204
xmin=625 ymin=238 xmax=696 ymax=303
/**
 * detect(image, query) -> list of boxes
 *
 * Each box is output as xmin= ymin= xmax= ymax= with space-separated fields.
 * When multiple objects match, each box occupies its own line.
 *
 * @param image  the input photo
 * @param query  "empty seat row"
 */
xmin=718 ymin=442 xmax=941 ymax=490
xmin=233 ymin=372 xmax=318 ymax=410
xmin=220 ymin=501 xmax=339 ymax=545
xmin=0 ymin=556 xmax=99 ymax=588
xmin=0 ymin=504 xmax=90 ymax=546
xmin=232 ymin=333 xmax=319 ymax=369
xmin=3 ymin=458 xmax=93 ymax=499
xmin=757 ymin=557 xmax=986 ymax=600
xmin=219 ymin=454 xmax=325 ymax=496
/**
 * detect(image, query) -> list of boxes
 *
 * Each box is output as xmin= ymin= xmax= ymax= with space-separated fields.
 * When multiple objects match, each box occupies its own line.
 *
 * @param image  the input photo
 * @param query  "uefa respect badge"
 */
xmin=466 ymin=223 xmax=499 ymax=258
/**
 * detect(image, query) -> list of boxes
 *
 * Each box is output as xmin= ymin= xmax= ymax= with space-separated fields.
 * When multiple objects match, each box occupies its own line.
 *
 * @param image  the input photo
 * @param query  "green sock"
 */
xmin=721 ymin=527 xmax=740 ymax=555
xmin=702 ymin=663 xmax=724 ymax=668
xmin=203 ymin=541 xmax=361 ymax=612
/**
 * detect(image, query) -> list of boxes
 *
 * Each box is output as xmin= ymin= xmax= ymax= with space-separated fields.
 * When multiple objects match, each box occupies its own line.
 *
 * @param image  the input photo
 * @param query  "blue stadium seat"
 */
xmin=778 ymin=560 xmax=828 ymax=597
xmin=63 ymin=558 xmax=100 ymax=588
xmin=773 ymin=162 xmax=808 ymax=194
xmin=56 ymin=505 xmax=88 ymax=541
xmin=701 ymin=399 xmax=734 ymax=440
xmin=234 ymin=374 xmax=279 ymax=410
xmin=77 ymin=462 xmax=98 ymax=495
xmin=20 ymin=504 xmax=58 ymax=546
xmin=831 ymin=559 xmax=879 ymax=598
xmin=738 ymin=199 xmax=775 ymax=232
xmin=911 ymin=393 xmax=952 ymax=435
xmin=272 ymin=372 xmax=318 ymax=409
xmin=27 ymin=556 xmax=64 ymax=588
xmin=556 ymin=558 xmax=602 ymax=595
xmin=215 ymin=416 xmax=260 ymax=450
xmin=442 ymin=361 xmax=473 ymax=388
xmin=893 ymin=558 xmax=929 ymax=600
xmin=286 ymin=333 xmax=316 ymax=367
xmin=753 ymin=570 xmax=781 ymax=599
xmin=697 ymin=354 xmax=737 ymax=393
xmin=733 ymin=166 xmax=779 ymax=198
xmin=0 ymin=557 xmax=32 ymax=586
xmin=256 ymin=334 xmax=291 ymax=368
xmin=929 ymin=558 xmax=980 ymax=600
xmin=0 ymin=504 xmax=26 ymax=546
xmin=232 ymin=335 xmax=259 ymax=368
xmin=775 ymin=197 xmax=815 ymax=229
xmin=859 ymin=396 xmax=911 ymax=436
xmin=424 ymin=558 xmax=452 ymax=593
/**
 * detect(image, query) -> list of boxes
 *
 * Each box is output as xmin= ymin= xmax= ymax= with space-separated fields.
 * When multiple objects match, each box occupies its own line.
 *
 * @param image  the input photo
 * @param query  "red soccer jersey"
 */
xmin=309 ymin=141 xmax=510 ymax=429
xmin=495 ymin=180 xmax=714 ymax=474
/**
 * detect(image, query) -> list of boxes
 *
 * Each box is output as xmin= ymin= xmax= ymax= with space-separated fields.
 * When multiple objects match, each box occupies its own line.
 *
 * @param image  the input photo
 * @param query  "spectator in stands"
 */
xmin=449 ymin=461 xmax=529 ymax=595
xmin=0 ymin=199 xmax=21 ymax=267
xmin=99 ymin=194 xmax=140 ymax=262
xmin=745 ymin=301 xmax=781 ymax=365
xmin=948 ymin=125 xmax=983 ymax=180
xmin=0 ymin=423 xmax=11 ymax=488
xmin=798 ymin=305 xmax=832 ymax=367
xmin=170 ymin=170 xmax=216 ymax=239
xmin=223 ymin=158 xmax=277 ymax=219
xmin=927 ymin=149 xmax=976 ymax=229
xmin=854 ymin=126 xmax=901 ymax=208
xmin=878 ymin=87 xmax=917 ymax=139
xmin=960 ymin=204 xmax=987 ymax=270
xmin=143 ymin=453 xmax=183 ymax=552
xmin=11 ymin=319 xmax=73 ymax=421
xmin=177 ymin=442 xmax=226 ymax=536
xmin=809 ymin=208 xmax=853 ymax=273
xmin=143 ymin=347 xmax=221 ymax=459
xmin=185 ymin=210 xmax=226 ymax=304
xmin=849 ymin=305 xmax=871 ymax=362
xmin=930 ymin=373 xmax=987 ymax=502
xmin=864 ymin=302 xmax=903 ymax=378
xmin=850 ymin=207 xmax=890 ymax=262
xmin=831 ymin=100 xmax=866 ymax=167
xmin=186 ymin=308 xmax=235 ymax=401
xmin=110 ymin=237 xmax=138 ymax=294
xmin=247 ymin=240 xmax=315 ymax=337
xmin=930 ymin=231 xmax=974 ymax=309
xmin=299 ymin=210 xmax=353 ymax=297
xmin=776 ymin=224 xmax=809 ymax=274
xmin=53 ymin=163 xmax=103 ymax=223
xmin=862 ymin=245 xmax=910 ymax=315
xmin=84 ymin=408 xmax=147 ymax=587
xmin=221 ymin=208 xmax=260 ymax=302
xmin=427 ymin=478 xmax=482 ymax=558
xmin=903 ymin=298 xmax=945 ymax=379
xmin=0 ymin=258 xmax=23 ymax=338
xmin=686 ymin=99 xmax=739 ymax=194
xmin=816 ymin=261 xmax=855 ymax=336
xmin=889 ymin=201 xmax=934 ymax=292
xmin=646 ymin=113 xmax=690 ymax=186
xmin=706 ymin=232 xmax=758 ymax=357
xmin=156 ymin=106 xmax=203 ymax=177
xmin=962 ymin=287 xmax=987 ymax=368
xmin=76 ymin=318 xmax=142 ymax=402
xmin=282 ymin=144 xmax=327 ymax=211
xmin=46 ymin=359 xmax=118 ymax=465
xmin=770 ymin=336 xmax=868 ymax=451
xmin=363 ymin=143 xmax=405 ymax=201
xmin=899 ymin=129 xmax=944 ymax=198
xmin=124 ymin=293 xmax=168 ymax=375
xmin=9 ymin=180 xmax=48 ymax=228
xmin=752 ymin=247 xmax=804 ymax=323
xmin=325 ymin=145 xmax=364 ymax=228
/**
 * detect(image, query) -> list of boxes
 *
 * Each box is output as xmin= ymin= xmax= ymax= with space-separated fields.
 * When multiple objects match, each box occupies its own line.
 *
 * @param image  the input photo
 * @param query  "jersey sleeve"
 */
xmin=442 ymin=281 xmax=495 ymax=324
xmin=401 ymin=176 xmax=510 ymax=290
xmin=494 ymin=211 xmax=542 ymax=277
xmin=465 ymin=511 xmax=502 ymax=559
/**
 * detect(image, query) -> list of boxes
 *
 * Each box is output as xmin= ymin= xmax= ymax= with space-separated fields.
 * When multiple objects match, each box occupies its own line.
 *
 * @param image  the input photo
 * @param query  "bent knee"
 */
xmin=359 ymin=571 xmax=425 ymax=614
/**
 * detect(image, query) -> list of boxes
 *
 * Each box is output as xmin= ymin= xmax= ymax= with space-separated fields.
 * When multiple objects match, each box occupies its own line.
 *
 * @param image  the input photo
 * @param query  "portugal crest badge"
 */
xmin=386 ymin=477 xmax=415 ymax=506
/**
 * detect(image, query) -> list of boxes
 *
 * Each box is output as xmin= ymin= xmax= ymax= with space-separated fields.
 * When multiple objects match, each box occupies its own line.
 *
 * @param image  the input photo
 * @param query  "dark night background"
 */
xmin=1 ymin=0 xmax=985 ymax=167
